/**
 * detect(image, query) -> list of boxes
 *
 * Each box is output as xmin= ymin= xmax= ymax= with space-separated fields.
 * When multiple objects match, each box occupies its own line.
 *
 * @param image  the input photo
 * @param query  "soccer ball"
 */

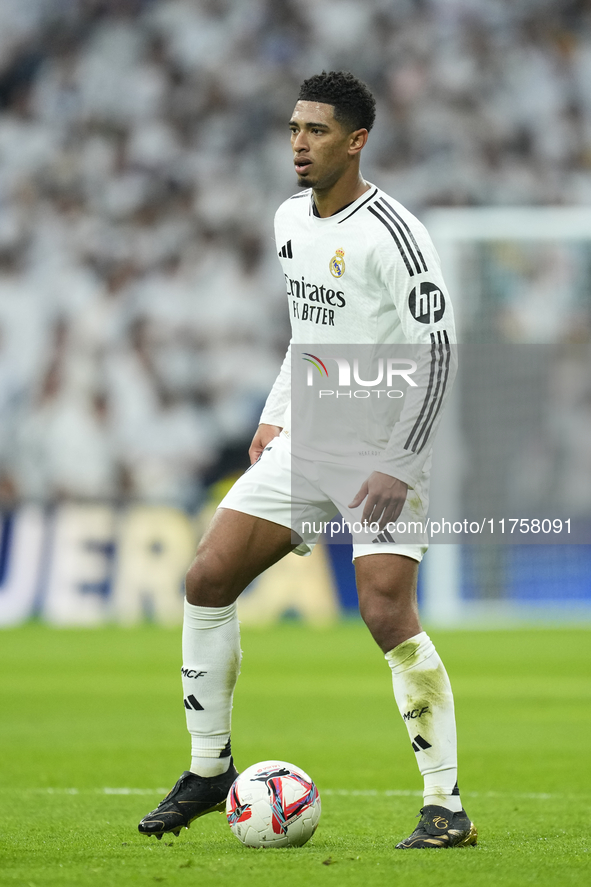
xmin=226 ymin=760 xmax=321 ymax=848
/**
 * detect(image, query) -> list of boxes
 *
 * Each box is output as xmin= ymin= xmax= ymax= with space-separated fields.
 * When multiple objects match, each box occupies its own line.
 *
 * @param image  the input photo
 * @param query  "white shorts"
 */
xmin=219 ymin=432 xmax=428 ymax=563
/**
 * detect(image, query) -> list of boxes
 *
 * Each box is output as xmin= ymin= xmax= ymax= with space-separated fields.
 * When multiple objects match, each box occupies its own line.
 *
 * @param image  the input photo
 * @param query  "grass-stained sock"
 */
xmin=386 ymin=631 xmax=462 ymax=812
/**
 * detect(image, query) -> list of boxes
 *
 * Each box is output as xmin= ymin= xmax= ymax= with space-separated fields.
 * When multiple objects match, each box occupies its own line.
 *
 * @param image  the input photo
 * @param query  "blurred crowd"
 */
xmin=1 ymin=0 xmax=591 ymax=507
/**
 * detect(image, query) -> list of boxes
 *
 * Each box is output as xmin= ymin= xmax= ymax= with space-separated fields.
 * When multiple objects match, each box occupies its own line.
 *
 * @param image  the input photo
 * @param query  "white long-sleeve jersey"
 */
xmin=260 ymin=183 xmax=456 ymax=490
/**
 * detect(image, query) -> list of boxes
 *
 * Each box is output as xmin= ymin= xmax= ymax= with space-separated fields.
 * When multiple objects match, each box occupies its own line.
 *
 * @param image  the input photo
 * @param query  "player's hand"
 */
xmin=348 ymin=472 xmax=408 ymax=531
xmin=248 ymin=424 xmax=282 ymax=464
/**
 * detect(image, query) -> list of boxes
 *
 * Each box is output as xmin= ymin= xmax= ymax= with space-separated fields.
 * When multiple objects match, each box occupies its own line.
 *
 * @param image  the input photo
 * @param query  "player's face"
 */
xmin=289 ymin=101 xmax=356 ymax=191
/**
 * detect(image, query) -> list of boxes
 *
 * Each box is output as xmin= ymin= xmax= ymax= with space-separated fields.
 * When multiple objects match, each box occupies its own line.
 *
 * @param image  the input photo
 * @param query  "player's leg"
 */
xmin=354 ymin=552 xmax=476 ymax=849
xmin=181 ymin=507 xmax=295 ymax=775
xmin=354 ymin=552 xmax=421 ymax=651
xmin=138 ymin=508 xmax=295 ymax=839
xmin=185 ymin=505 xmax=296 ymax=606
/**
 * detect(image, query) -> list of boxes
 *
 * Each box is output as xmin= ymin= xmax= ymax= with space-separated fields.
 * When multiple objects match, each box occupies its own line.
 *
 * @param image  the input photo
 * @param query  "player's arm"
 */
xmin=250 ymin=341 xmax=292 ymax=463
xmin=248 ymin=423 xmax=282 ymax=464
xmin=349 ymin=219 xmax=456 ymax=526
xmin=377 ymin=222 xmax=457 ymax=489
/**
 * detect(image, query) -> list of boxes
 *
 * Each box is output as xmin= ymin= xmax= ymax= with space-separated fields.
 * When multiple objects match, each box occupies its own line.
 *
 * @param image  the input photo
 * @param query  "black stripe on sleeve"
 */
xmin=375 ymin=199 xmax=423 ymax=274
xmin=372 ymin=201 xmax=422 ymax=274
xmin=404 ymin=331 xmax=451 ymax=454
xmin=379 ymin=198 xmax=428 ymax=272
xmin=413 ymin=330 xmax=451 ymax=453
xmin=404 ymin=333 xmax=437 ymax=451
xmin=411 ymin=331 xmax=446 ymax=453
xmin=367 ymin=205 xmax=414 ymax=276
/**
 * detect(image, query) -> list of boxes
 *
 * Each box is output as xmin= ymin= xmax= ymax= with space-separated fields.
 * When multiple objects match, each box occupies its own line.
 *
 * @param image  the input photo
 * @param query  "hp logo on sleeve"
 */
xmin=408 ymin=282 xmax=446 ymax=324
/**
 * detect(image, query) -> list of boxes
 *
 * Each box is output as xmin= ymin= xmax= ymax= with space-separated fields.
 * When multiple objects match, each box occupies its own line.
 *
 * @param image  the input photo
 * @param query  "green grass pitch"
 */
xmin=0 ymin=622 xmax=589 ymax=887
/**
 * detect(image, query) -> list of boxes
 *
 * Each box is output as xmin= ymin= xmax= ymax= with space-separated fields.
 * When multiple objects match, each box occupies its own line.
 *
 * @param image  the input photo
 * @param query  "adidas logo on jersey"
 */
xmin=279 ymin=239 xmax=293 ymax=258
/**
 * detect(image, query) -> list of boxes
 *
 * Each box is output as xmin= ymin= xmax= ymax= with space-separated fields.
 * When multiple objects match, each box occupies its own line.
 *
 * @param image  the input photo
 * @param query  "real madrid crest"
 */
xmin=329 ymin=248 xmax=345 ymax=278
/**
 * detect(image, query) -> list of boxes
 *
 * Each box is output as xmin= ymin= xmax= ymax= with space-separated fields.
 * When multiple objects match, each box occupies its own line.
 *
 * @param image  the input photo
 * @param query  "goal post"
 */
xmin=421 ymin=207 xmax=591 ymax=626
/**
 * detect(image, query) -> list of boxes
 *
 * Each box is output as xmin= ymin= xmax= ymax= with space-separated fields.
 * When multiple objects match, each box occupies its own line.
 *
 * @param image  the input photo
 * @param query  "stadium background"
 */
xmin=0 ymin=0 xmax=590 ymax=627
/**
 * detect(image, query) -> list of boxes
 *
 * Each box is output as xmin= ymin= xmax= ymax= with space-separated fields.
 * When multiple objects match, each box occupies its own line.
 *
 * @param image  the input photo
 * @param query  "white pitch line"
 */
xmin=24 ymin=787 xmax=581 ymax=801
xmin=323 ymin=789 xmax=560 ymax=800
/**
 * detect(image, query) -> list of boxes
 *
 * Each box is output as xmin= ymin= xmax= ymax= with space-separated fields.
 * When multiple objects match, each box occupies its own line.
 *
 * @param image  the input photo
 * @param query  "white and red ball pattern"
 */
xmin=226 ymin=760 xmax=321 ymax=848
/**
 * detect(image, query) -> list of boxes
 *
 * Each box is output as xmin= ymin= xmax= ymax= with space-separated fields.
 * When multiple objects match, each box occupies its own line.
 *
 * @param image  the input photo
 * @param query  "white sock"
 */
xmin=386 ymin=631 xmax=462 ymax=812
xmin=182 ymin=599 xmax=241 ymax=778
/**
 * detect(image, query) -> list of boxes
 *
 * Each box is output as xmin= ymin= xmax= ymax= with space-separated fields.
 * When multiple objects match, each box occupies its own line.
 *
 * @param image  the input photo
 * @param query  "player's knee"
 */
xmin=185 ymin=553 xmax=235 ymax=607
xmin=358 ymin=593 xmax=416 ymax=653
xmin=358 ymin=590 xmax=383 ymax=630
xmin=357 ymin=580 xmax=409 ymax=626
xmin=359 ymin=575 xmax=400 ymax=606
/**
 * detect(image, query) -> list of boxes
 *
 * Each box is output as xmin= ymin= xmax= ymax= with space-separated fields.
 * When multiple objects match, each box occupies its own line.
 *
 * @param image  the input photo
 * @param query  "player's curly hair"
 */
xmin=298 ymin=71 xmax=376 ymax=133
